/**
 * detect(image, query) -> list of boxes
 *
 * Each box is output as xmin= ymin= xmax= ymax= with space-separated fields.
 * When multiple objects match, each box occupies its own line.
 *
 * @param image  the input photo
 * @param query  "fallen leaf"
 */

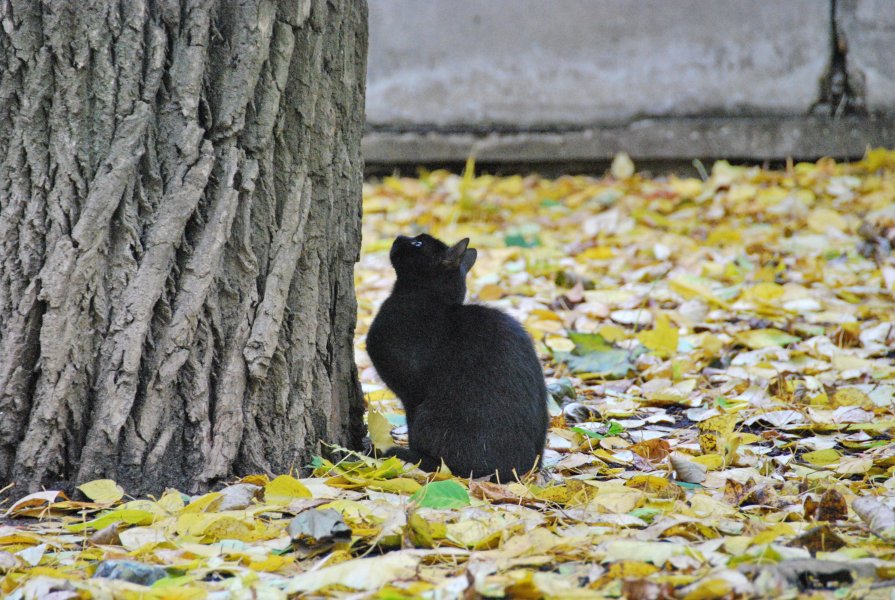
xmin=77 ymin=479 xmax=125 ymax=504
xmin=670 ymin=453 xmax=707 ymax=484
xmin=265 ymin=475 xmax=312 ymax=504
xmin=284 ymin=553 xmax=421 ymax=593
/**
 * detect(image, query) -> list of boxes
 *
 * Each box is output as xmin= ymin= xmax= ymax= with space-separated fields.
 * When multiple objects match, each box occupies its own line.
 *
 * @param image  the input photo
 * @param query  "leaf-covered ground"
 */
xmin=3 ymin=151 xmax=895 ymax=599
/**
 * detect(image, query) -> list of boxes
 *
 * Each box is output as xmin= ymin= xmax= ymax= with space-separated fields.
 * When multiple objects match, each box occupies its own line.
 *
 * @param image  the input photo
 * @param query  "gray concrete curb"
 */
xmin=364 ymin=117 xmax=895 ymax=166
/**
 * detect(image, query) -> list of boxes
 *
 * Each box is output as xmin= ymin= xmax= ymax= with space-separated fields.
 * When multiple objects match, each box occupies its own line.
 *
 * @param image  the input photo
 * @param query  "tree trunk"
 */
xmin=0 ymin=0 xmax=367 ymax=495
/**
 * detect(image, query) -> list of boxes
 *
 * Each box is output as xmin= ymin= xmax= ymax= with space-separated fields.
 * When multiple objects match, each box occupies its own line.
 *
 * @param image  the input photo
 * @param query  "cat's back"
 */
xmin=445 ymin=303 xmax=545 ymax=391
xmin=452 ymin=303 xmax=531 ymax=349
xmin=428 ymin=301 xmax=548 ymax=474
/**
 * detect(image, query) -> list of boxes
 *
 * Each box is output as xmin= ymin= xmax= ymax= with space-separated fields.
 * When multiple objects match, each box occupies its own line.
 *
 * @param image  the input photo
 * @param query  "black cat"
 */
xmin=366 ymin=234 xmax=548 ymax=480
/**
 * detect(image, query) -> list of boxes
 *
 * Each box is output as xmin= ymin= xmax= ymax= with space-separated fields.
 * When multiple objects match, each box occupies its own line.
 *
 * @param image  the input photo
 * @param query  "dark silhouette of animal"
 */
xmin=366 ymin=234 xmax=548 ymax=480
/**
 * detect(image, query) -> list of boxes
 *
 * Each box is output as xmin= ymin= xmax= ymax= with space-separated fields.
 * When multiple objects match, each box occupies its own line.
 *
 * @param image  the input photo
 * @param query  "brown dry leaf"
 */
xmin=815 ymin=488 xmax=849 ymax=522
xmin=788 ymin=524 xmax=847 ymax=554
xmin=629 ymin=438 xmax=671 ymax=461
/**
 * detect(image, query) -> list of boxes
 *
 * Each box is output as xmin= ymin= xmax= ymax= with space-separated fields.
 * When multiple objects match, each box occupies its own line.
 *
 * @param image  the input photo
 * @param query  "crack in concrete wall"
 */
xmin=813 ymin=0 xmax=868 ymax=117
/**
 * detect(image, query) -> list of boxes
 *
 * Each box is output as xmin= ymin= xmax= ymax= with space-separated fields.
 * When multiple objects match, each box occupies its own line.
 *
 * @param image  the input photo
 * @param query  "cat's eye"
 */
xmin=410 ymin=240 xmax=423 ymax=247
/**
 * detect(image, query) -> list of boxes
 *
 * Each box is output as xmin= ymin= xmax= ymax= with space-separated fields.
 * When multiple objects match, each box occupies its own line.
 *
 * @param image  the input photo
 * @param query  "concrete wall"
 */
xmin=365 ymin=0 xmax=895 ymax=166
xmin=838 ymin=0 xmax=895 ymax=112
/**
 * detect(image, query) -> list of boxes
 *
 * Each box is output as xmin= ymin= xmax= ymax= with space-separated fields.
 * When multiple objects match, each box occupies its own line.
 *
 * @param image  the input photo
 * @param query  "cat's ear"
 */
xmin=460 ymin=248 xmax=477 ymax=275
xmin=442 ymin=238 xmax=470 ymax=268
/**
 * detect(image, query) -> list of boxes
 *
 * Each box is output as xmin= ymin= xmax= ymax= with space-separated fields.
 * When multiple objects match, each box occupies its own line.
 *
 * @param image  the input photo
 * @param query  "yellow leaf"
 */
xmin=598 ymin=324 xmax=628 ymax=342
xmin=544 ymin=336 xmax=575 ymax=352
xmin=831 ymin=354 xmax=878 ymax=373
xmin=727 ymin=184 xmax=757 ymax=203
xmin=611 ymin=152 xmax=635 ymax=179
xmin=690 ymin=454 xmax=724 ymax=470
xmin=683 ymin=577 xmax=733 ymax=600
xmin=240 ymin=474 xmax=270 ymax=487
xmin=176 ymin=513 xmax=256 ymax=542
xmin=477 ymin=284 xmax=505 ymax=301
xmin=157 ymin=490 xmax=186 ymax=513
xmin=362 ymin=477 xmax=421 ymax=494
xmin=603 ymin=560 xmax=658 ymax=580
xmin=802 ymin=448 xmax=841 ymax=467
xmin=142 ymin=587 xmax=208 ymax=600
xmin=669 ymin=276 xmax=730 ymax=309
xmin=407 ymin=511 xmax=446 ymax=548
xmin=836 ymin=456 xmax=873 ymax=475
xmin=248 ymin=553 xmax=295 ymax=572
xmin=506 ymin=482 xmax=537 ymax=499
xmin=118 ymin=526 xmax=166 ymax=551
xmin=637 ymin=313 xmax=679 ymax=358
xmin=756 ymin=186 xmax=788 ymax=207
xmin=734 ymin=328 xmax=800 ymax=349
xmin=831 ymin=387 xmax=871 ymax=408
xmin=860 ymin=147 xmax=895 ymax=170
xmin=368 ymin=410 xmax=395 ymax=452
xmin=458 ymin=155 xmax=477 ymax=210
xmin=534 ymin=485 xmax=570 ymax=504
xmin=20 ymin=567 xmax=78 ymax=580
xmin=697 ymin=414 xmax=739 ymax=436
xmin=365 ymin=388 xmax=396 ymax=402
xmin=181 ymin=492 xmax=223 ymax=514
xmin=66 ymin=508 xmax=157 ymax=532
xmin=579 ymin=246 xmax=615 ymax=260
xmin=626 ymin=475 xmax=672 ymax=493
xmin=751 ymin=523 xmax=795 ymax=545
xmin=445 ymin=519 xmax=504 ymax=549
xmin=807 ymin=207 xmax=847 ymax=233
xmin=77 ymin=479 xmax=124 ymax=504
xmin=265 ymin=475 xmax=312 ymax=504
xmin=530 ymin=308 xmax=564 ymax=321
xmin=586 ymin=484 xmax=644 ymax=513
xmin=669 ymin=176 xmax=703 ymax=199
xmin=749 ymin=282 xmax=784 ymax=302
xmin=284 ymin=553 xmax=420 ymax=594
xmin=688 ymin=493 xmax=736 ymax=518
xmin=698 ymin=431 xmax=721 ymax=455
xmin=603 ymin=540 xmax=684 ymax=565
xmin=706 ymin=226 xmax=742 ymax=246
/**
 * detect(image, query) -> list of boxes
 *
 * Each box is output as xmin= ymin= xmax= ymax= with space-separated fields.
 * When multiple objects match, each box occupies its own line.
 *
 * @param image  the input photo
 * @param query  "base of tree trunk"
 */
xmin=0 ymin=0 xmax=368 ymax=495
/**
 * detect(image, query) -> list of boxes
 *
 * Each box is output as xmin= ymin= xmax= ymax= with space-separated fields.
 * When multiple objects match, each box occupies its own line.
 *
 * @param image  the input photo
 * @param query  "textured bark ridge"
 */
xmin=0 ymin=0 xmax=367 ymax=494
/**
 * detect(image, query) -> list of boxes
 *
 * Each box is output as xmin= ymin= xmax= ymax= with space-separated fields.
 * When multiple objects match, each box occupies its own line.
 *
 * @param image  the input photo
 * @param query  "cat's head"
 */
xmin=389 ymin=234 xmax=477 ymax=302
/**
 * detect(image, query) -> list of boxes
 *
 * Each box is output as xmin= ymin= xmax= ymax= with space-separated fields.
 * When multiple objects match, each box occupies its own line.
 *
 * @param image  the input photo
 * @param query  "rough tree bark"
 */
xmin=0 ymin=0 xmax=367 ymax=495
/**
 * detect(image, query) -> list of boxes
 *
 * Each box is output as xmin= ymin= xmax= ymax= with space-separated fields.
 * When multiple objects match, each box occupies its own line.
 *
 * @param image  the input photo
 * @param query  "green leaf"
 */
xmin=567 ymin=332 xmax=612 ymax=354
xmin=628 ymin=507 xmax=661 ymax=523
xmin=571 ymin=427 xmax=603 ymax=439
xmin=606 ymin=421 xmax=626 ymax=436
xmin=673 ymin=481 xmax=703 ymax=490
xmin=66 ymin=509 xmax=157 ymax=532
xmin=562 ymin=349 xmax=635 ymax=378
xmin=573 ymin=421 xmax=624 ymax=440
xmin=505 ymin=232 xmax=541 ymax=248
xmin=409 ymin=480 xmax=470 ymax=509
